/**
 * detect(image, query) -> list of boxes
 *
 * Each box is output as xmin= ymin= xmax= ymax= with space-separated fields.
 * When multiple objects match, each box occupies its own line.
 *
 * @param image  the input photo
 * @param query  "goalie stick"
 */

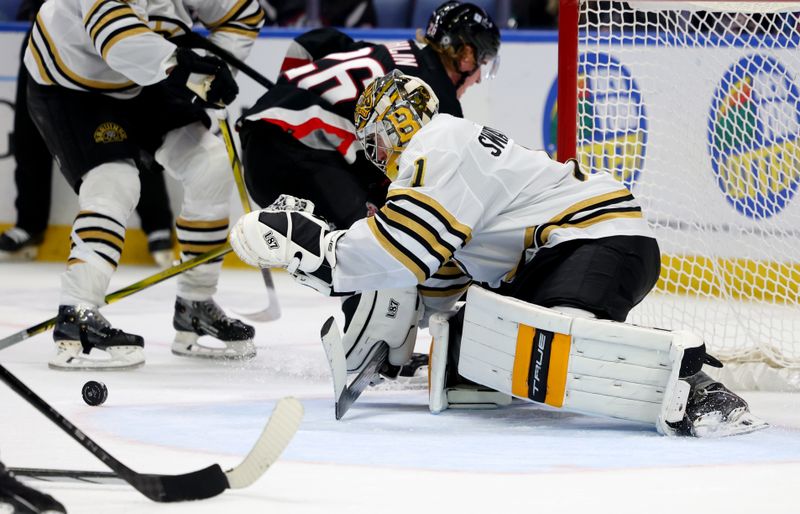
xmin=175 ymin=26 xmax=280 ymax=322
xmin=0 ymin=363 xmax=303 ymax=502
xmin=320 ymin=316 xmax=389 ymax=420
xmin=219 ymin=117 xmax=281 ymax=322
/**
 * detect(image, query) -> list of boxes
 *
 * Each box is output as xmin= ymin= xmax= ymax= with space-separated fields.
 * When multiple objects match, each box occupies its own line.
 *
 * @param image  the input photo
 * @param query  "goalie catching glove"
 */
xmin=231 ymin=207 xmax=344 ymax=295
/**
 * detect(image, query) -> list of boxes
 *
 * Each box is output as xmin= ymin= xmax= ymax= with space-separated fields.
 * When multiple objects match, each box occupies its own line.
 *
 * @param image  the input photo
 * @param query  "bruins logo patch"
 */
xmin=93 ymin=122 xmax=127 ymax=143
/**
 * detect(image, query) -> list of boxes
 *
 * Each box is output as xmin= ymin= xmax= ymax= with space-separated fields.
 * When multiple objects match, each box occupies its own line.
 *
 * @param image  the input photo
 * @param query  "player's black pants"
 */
xmin=22 ymin=72 xmax=180 ymax=236
xmin=503 ymin=235 xmax=661 ymax=322
xmin=12 ymin=35 xmax=52 ymax=236
xmin=239 ymin=120 xmax=388 ymax=229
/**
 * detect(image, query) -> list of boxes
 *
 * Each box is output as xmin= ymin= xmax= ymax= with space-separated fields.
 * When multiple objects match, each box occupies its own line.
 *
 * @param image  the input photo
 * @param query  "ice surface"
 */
xmin=1 ymin=263 xmax=799 ymax=513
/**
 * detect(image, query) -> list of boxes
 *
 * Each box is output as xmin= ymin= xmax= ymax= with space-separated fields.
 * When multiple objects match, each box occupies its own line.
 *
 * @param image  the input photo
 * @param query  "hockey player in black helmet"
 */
xmin=238 ymin=1 xmax=502 ymax=228
xmin=236 ymin=1 xmax=500 ymax=379
xmin=421 ymin=1 xmax=501 ymax=92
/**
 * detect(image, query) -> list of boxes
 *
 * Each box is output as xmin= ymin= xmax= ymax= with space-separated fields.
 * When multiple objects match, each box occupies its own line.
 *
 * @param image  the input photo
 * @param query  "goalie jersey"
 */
xmin=239 ymin=28 xmax=462 ymax=164
xmin=332 ymin=114 xmax=655 ymax=310
xmin=24 ymin=0 xmax=264 ymax=97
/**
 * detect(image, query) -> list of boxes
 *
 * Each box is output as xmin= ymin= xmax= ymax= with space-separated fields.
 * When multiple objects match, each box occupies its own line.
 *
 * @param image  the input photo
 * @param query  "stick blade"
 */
xmin=11 ymin=398 xmax=304 ymax=501
xmin=233 ymin=269 xmax=282 ymax=322
xmin=146 ymin=464 xmax=228 ymax=502
xmin=15 ymin=465 xmax=230 ymax=503
xmin=335 ymin=343 xmax=388 ymax=420
xmin=14 ymin=465 xmax=227 ymax=502
xmin=320 ymin=318 xmax=389 ymax=419
xmin=224 ymin=397 xmax=303 ymax=489
xmin=320 ymin=317 xmax=347 ymax=403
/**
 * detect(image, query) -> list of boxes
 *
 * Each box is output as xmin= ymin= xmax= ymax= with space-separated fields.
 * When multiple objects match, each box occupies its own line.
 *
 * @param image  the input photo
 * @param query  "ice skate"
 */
xmin=670 ymin=371 xmax=768 ymax=437
xmin=172 ymin=297 xmax=256 ymax=359
xmin=50 ymin=305 xmax=145 ymax=371
xmin=0 ymin=227 xmax=43 ymax=262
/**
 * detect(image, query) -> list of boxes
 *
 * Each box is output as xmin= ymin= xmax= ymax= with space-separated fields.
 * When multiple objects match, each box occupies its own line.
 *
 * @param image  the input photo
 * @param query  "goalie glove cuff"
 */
xmin=267 ymin=194 xmax=316 ymax=214
xmin=290 ymin=230 xmax=346 ymax=296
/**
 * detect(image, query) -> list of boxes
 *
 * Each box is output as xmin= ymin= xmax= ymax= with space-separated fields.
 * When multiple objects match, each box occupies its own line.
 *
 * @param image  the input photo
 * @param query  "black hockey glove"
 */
xmin=165 ymin=48 xmax=238 ymax=107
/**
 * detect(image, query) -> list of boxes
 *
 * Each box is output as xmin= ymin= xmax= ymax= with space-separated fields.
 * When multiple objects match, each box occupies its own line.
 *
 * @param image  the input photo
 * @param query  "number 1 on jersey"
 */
xmin=411 ymin=157 xmax=426 ymax=187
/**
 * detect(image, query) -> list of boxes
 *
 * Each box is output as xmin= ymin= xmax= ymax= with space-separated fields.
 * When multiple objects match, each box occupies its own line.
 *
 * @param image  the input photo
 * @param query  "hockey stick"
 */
xmin=219 ymin=117 xmax=282 ymax=322
xmin=1 ymin=364 xmax=303 ymax=502
xmin=0 ymin=244 xmax=231 ymax=352
xmin=170 ymin=27 xmax=282 ymax=321
xmin=320 ymin=316 xmax=389 ymax=420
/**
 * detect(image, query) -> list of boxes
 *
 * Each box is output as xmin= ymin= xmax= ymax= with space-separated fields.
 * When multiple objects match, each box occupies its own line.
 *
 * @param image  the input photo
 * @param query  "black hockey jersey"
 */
xmin=239 ymin=28 xmax=461 ymax=164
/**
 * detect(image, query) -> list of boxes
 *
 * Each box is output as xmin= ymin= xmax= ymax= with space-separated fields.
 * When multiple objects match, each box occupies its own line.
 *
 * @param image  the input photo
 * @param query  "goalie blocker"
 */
xmin=429 ymin=286 xmax=719 ymax=436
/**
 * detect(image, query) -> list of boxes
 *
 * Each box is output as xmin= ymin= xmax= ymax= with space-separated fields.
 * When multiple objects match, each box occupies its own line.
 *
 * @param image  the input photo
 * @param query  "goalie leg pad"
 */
xmin=428 ymin=312 xmax=512 ymax=414
xmin=457 ymin=286 xmax=702 ymax=434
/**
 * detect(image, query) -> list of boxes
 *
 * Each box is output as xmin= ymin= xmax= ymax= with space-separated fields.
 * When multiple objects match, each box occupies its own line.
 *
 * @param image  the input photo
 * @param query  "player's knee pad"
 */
xmin=78 ymin=160 xmax=140 ymax=222
xmin=156 ymin=123 xmax=231 ymax=219
xmin=340 ymin=287 xmax=422 ymax=373
xmin=457 ymin=286 xmax=710 ymax=435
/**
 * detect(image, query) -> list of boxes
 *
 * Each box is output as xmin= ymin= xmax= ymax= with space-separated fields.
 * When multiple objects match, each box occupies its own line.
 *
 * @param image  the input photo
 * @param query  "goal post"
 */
xmin=557 ymin=0 xmax=800 ymax=390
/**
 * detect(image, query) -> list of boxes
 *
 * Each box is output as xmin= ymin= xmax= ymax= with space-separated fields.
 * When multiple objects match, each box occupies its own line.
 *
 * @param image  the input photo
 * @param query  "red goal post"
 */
xmin=557 ymin=1 xmax=800 ymax=390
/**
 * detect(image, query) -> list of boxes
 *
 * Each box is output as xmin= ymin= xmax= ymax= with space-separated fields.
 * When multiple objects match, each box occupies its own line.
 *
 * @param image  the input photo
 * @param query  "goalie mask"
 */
xmin=354 ymin=70 xmax=439 ymax=179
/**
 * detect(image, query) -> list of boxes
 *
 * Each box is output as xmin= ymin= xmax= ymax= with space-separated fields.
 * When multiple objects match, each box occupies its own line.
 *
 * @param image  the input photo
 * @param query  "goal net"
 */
xmin=558 ymin=1 xmax=800 ymax=389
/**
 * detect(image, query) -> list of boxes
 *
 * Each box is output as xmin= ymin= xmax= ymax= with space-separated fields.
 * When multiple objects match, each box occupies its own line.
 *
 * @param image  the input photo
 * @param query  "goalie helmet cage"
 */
xmin=557 ymin=0 xmax=800 ymax=390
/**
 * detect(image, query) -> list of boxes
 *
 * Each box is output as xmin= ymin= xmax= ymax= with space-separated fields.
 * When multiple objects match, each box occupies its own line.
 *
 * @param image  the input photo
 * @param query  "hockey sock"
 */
xmin=61 ymin=211 xmax=126 ymax=306
xmin=175 ymin=216 xmax=228 ymax=300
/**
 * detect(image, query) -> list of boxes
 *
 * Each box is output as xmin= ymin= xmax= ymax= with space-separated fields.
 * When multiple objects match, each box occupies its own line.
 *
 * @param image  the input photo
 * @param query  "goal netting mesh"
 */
xmin=574 ymin=1 xmax=800 ymax=389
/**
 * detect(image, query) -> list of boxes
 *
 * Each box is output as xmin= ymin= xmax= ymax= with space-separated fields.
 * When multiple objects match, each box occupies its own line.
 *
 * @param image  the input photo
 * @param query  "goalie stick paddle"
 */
xmin=320 ymin=316 xmax=389 ymax=420
xmin=1 ymin=363 xmax=303 ymax=502
xmin=219 ymin=116 xmax=281 ymax=322
xmin=0 ymin=244 xmax=232 ymax=352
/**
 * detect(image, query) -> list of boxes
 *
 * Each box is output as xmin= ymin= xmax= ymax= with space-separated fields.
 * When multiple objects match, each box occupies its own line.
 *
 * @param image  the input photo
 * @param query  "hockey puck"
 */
xmin=81 ymin=381 xmax=108 ymax=406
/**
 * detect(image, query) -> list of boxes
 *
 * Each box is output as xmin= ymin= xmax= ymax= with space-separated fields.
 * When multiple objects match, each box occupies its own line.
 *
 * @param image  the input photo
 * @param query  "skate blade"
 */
xmin=49 ymin=343 xmax=145 ymax=371
xmin=692 ymin=408 xmax=770 ymax=438
xmin=172 ymin=331 xmax=256 ymax=360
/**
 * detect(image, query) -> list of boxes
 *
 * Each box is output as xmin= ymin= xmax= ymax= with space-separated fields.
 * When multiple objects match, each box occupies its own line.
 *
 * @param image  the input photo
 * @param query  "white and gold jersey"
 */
xmin=24 ymin=0 xmax=264 ymax=97
xmin=333 ymin=114 xmax=654 ymax=305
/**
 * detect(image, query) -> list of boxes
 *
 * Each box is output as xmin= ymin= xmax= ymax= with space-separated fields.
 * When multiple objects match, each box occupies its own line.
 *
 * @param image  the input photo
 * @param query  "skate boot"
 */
xmin=172 ymin=297 xmax=256 ymax=359
xmin=51 ymin=306 xmax=145 ymax=370
xmin=0 ymin=228 xmax=43 ymax=262
xmin=0 ymin=461 xmax=67 ymax=513
xmin=669 ymin=371 xmax=768 ymax=437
